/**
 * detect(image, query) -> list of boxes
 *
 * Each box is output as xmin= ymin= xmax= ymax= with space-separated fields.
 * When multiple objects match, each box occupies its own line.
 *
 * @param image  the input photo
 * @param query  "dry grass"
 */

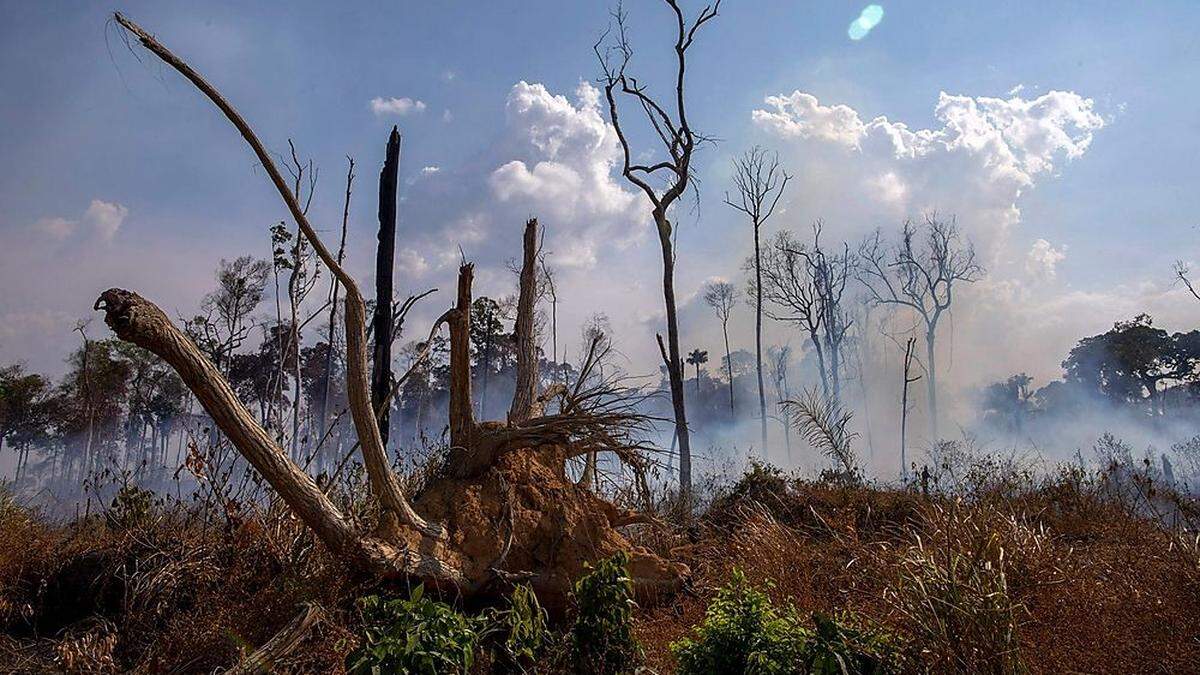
xmin=2 ymin=460 xmax=1199 ymax=673
xmin=635 ymin=467 xmax=1200 ymax=674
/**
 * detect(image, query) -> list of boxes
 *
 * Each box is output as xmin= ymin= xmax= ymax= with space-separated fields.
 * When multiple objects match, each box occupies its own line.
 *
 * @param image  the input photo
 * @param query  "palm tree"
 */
xmin=686 ymin=349 xmax=708 ymax=393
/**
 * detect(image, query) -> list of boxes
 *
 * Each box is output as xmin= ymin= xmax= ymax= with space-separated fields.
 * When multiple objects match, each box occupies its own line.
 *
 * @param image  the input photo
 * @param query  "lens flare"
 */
xmin=848 ymin=4 xmax=885 ymax=41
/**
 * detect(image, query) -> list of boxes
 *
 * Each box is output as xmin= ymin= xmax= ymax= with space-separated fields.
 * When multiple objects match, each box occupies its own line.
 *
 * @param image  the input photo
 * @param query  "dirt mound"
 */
xmin=407 ymin=447 xmax=687 ymax=613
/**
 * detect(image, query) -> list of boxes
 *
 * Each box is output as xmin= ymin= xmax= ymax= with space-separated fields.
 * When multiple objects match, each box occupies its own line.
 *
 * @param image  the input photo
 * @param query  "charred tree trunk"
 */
xmin=509 ymin=219 xmax=539 ymax=424
xmin=371 ymin=127 xmax=401 ymax=448
xmin=449 ymin=264 xmax=477 ymax=451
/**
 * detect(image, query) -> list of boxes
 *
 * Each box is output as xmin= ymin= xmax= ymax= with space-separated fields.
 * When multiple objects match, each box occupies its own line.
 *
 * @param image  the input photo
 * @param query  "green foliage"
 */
xmin=483 ymin=583 xmax=550 ymax=671
xmin=105 ymin=484 xmax=154 ymax=530
xmin=347 ymin=585 xmax=481 ymax=675
xmin=672 ymin=569 xmax=807 ymax=674
xmin=571 ymin=551 xmax=640 ymax=675
xmin=673 ymin=570 xmax=898 ymax=675
xmin=805 ymin=612 xmax=898 ymax=675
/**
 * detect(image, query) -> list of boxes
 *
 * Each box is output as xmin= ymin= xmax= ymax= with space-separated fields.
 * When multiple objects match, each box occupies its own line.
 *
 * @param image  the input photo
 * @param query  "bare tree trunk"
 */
xmin=372 ymin=127 xmax=401 ymax=449
xmin=829 ymin=341 xmax=841 ymax=400
xmin=656 ymin=216 xmax=691 ymax=502
xmin=810 ymin=331 xmax=829 ymax=397
xmin=901 ymin=337 xmax=920 ymax=480
xmin=75 ymin=325 xmax=96 ymax=475
xmin=449 ymin=264 xmax=477 ymax=450
xmin=320 ymin=158 xmax=353 ymax=442
xmin=509 ymin=219 xmax=539 ymax=423
xmin=721 ymin=321 xmax=734 ymax=416
xmin=754 ymin=226 xmax=767 ymax=453
xmin=925 ymin=328 xmax=938 ymax=443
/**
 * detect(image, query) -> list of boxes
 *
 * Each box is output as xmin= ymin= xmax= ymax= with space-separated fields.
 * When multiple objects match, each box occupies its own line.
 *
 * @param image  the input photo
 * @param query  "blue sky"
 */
xmin=1 ymin=1 xmax=1198 ymax=388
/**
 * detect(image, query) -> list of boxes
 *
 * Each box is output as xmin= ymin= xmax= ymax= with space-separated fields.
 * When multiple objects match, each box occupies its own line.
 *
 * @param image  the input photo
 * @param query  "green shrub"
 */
xmin=105 ymin=484 xmax=154 ymax=530
xmin=347 ymin=585 xmax=481 ymax=674
xmin=805 ymin=612 xmax=898 ymax=675
xmin=672 ymin=569 xmax=807 ymax=674
xmin=570 ymin=551 xmax=640 ymax=675
xmin=484 ymin=582 xmax=550 ymax=671
xmin=673 ymin=570 xmax=898 ymax=675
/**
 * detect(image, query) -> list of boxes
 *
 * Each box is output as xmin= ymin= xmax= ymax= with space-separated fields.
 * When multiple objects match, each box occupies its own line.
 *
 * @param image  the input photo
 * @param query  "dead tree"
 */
xmin=703 ymin=280 xmax=738 ymax=416
xmin=759 ymin=230 xmax=826 ymax=394
xmin=858 ymin=215 xmax=983 ymax=441
xmin=1175 ymin=261 xmax=1200 ymax=303
xmin=726 ymin=147 xmax=790 ymax=454
xmin=106 ymin=12 xmax=682 ymax=612
xmin=595 ymin=0 xmax=721 ymax=504
xmin=789 ymin=221 xmax=853 ymax=400
xmin=372 ymin=127 xmax=401 ymax=448
xmin=900 ymin=337 xmax=921 ymax=480
xmin=766 ymin=344 xmax=792 ymax=459
xmin=509 ymin=219 xmax=540 ymax=423
xmin=318 ymin=158 xmax=354 ymax=442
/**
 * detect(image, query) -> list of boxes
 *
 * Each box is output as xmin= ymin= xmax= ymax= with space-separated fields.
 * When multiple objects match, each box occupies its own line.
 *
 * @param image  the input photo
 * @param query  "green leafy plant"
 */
xmin=672 ymin=569 xmax=807 ymax=674
xmin=347 ymin=585 xmax=481 ymax=674
xmin=105 ymin=484 xmax=154 ymax=530
xmin=570 ymin=551 xmax=640 ymax=675
xmin=483 ymin=582 xmax=549 ymax=672
xmin=804 ymin=612 xmax=898 ymax=675
xmin=673 ymin=570 xmax=899 ymax=675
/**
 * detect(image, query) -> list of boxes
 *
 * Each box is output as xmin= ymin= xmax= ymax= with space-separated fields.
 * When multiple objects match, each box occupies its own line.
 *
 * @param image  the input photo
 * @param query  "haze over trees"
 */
xmin=2 ymin=5 xmax=1200 ymax=673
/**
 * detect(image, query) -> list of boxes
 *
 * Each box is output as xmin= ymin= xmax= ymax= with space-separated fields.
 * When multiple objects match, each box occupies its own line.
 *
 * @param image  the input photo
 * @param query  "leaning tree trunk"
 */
xmin=371 ymin=127 xmax=401 ymax=448
xmin=110 ymin=11 xmax=686 ymax=615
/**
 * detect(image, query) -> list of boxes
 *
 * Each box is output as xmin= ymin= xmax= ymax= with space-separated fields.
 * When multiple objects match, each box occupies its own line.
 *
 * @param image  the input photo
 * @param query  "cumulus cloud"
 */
xmin=32 ymin=199 xmax=128 ymax=243
xmin=1025 ymin=238 xmax=1067 ymax=280
xmin=84 ymin=200 xmax=129 ymax=242
xmin=399 ymin=80 xmax=644 ymax=279
xmin=746 ymin=87 xmax=1111 ymax=403
xmin=370 ymin=96 xmax=427 ymax=116
xmin=487 ymin=81 xmax=642 ymax=268
xmin=752 ymin=88 xmax=1104 ymax=261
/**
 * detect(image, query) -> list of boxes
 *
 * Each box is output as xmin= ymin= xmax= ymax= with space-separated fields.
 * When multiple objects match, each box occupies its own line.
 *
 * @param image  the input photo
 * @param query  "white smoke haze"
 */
xmin=3 ymin=76 xmax=1198 ymax=490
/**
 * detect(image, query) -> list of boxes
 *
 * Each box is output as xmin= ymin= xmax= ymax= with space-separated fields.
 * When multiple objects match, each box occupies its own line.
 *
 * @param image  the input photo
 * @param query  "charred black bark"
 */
xmin=371 ymin=127 xmax=401 ymax=447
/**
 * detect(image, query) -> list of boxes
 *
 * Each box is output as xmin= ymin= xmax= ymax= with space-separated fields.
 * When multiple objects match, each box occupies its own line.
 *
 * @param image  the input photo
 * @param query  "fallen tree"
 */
xmin=100 ymin=12 xmax=686 ymax=610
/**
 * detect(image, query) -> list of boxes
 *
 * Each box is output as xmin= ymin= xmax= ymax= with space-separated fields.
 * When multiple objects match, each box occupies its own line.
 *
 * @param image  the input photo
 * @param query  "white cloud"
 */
xmin=396 ymin=248 xmax=430 ymax=277
xmin=31 ymin=199 xmax=128 ymax=243
xmin=420 ymin=166 xmax=441 ymax=175
xmin=485 ymin=81 xmax=643 ymax=268
xmin=752 ymin=91 xmax=867 ymax=147
xmin=753 ymin=88 xmax=1105 ymax=260
xmin=751 ymin=87 xmax=1110 ymax=403
xmin=34 ymin=216 xmax=76 ymax=240
xmin=1025 ymin=238 xmax=1067 ymax=280
xmin=370 ymin=96 xmax=427 ymax=116
xmin=84 ymin=199 xmax=128 ymax=242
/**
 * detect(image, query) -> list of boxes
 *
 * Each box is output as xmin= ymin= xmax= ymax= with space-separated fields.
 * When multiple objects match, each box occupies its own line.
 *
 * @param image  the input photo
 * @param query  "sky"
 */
xmin=2 ymin=0 xmax=1199 ymax=407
